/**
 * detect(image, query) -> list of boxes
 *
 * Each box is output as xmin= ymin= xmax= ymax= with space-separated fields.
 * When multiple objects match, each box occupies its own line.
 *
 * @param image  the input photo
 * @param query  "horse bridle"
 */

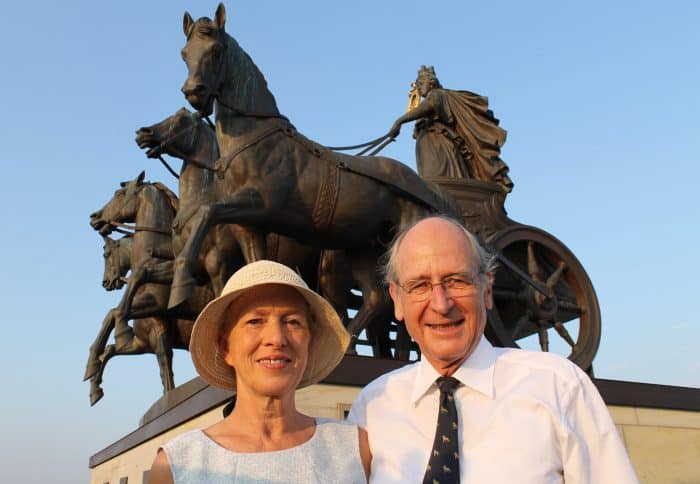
xmin=107 ymin=220 xmax=171 ymax=236
xmin=144 ymin=110 xmax=219 ymax=179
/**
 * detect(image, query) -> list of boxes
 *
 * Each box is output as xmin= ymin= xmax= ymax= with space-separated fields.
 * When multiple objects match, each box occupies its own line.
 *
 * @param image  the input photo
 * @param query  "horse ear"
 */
xmin=183 ymin=11 xmax=194 ymax=37
xmin=136 ymin=170 xmax=146 ymax=185
xmin=214 ymin=3 xmax=226 ymax=30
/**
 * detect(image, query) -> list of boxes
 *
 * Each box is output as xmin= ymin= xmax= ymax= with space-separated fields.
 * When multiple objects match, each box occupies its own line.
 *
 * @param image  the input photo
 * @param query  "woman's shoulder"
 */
xmin=312 ymin=418 xmax=361 ymax=447
xmin=315 ymin=417 xmax=358 ymax=430
xmin=162 ymin=429 xmax=209 ymax=453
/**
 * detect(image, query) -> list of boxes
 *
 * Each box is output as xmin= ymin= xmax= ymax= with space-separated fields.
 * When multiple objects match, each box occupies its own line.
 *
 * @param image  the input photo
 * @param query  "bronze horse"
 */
xmin=171 ymin=4 xmax=458 ymax=348
xmin=134 ymin=107 xmax=323 ymax=301
xmin=135 ymin=108 xmax=401 ymax=357
xmin=85 ymin=234 xmax=194 ymax=405
xmin=86 ymin=173 xmax=213 ymax=403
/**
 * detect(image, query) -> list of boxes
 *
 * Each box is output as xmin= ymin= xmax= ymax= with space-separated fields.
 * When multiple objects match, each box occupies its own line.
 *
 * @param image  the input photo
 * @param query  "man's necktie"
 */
xmin=423 ymin=376 xmax=461 ymax=484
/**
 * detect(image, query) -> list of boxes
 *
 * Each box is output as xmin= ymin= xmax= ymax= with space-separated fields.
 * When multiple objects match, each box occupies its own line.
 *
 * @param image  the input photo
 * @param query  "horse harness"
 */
xmin=107 ymin=221 xmax=174 ymax=261
xmin=211 ymin=116 xmax=443 ymax=231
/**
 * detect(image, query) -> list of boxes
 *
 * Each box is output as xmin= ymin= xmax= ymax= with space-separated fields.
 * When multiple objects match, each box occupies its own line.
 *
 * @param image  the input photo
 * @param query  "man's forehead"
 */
xmin=395 ymin=219 xmax=479 ymax=276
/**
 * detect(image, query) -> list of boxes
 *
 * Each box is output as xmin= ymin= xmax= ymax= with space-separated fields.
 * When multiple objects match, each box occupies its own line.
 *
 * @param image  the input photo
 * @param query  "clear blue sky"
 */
xmin=1 ymin=1 xmax=698 ymax=482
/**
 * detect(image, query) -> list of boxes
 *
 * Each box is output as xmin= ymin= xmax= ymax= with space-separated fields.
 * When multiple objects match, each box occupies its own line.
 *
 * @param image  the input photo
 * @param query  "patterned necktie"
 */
xmin=423 ymin=376 xmax=461 ymax=484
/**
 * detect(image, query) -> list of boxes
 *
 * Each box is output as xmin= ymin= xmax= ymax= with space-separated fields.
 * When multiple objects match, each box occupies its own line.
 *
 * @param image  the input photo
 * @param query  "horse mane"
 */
xmin=151 ymin=182 xmax=180 ymax=213
xmin=210 ymin=20 xmax=279 ymax=115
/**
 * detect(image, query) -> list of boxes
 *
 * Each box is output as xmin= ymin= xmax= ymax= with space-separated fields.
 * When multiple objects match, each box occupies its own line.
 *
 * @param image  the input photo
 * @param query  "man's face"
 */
xmin=389 ymin=218 xmax=493 ymax=374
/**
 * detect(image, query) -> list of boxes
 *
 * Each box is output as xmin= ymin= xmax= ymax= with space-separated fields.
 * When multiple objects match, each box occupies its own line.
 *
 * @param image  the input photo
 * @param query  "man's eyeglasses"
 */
xmin=397 ymin=273 xmax=481 ymax=302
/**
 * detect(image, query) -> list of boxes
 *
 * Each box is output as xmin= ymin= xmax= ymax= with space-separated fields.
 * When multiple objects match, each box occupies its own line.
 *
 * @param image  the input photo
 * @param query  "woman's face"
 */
xmin=221 ymin=284 xmax=312 ymax=398
xmin=416 ymin=77 xmax=434 ymax=97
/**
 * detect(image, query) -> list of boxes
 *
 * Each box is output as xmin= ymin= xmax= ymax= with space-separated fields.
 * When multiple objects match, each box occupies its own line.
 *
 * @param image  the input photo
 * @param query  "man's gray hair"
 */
xmin=382 ymin=215 xmax=497 ymax=284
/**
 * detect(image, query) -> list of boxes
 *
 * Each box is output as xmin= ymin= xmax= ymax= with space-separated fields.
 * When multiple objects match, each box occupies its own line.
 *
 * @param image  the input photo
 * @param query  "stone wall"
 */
xmin=90 ymin=382 xmax=700 ymax=484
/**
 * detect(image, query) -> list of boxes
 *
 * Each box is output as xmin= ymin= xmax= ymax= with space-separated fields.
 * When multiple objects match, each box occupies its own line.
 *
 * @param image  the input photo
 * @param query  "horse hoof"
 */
xmin=90 ymin=388 xmax=104 ymax=406
xmin=83 ymin=361 xmax=100 ymax=381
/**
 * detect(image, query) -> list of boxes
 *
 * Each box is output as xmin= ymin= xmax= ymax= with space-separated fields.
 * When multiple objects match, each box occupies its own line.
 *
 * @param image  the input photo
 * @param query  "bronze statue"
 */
xmin=84 ymin=5 xmax=605 ymax=400
xmin=171 ymin=5 xmax=458 ymax=321
xmin=134 ymin=108 xmax=405 ymax=357
xmin=390 ymin=66 xmax=513 ymax=194
xmin=86 ymin=173 xmax=214 ymax=404
xmin=84 ymin=233 xmax=196 ymax=405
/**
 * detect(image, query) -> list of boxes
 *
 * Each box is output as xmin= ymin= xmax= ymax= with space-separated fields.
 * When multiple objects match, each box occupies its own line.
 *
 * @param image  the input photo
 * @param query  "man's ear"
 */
xmin=483 ymin=272 xmax=494 ymax=310
xmin=388 ymin=281 xmax=404 ymax=321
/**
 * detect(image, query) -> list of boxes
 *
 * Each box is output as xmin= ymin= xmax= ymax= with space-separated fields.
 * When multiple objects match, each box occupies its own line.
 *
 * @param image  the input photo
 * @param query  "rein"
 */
xmin=107 ymin=220 xmax=171 ymax=236
xmin=213 ymin=96 xmax=396 ymax=156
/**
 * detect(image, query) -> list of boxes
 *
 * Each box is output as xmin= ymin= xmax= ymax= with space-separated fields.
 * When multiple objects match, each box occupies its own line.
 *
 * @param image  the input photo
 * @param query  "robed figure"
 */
xmin=390 ymin=66 xmax=513 ymax=193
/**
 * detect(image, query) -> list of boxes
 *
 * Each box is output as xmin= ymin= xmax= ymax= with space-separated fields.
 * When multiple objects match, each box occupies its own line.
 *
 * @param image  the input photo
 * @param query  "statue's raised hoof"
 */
xmin=83 ymin=360 xmax=100 ymax=381
xmin=90 ymin=386 xmax=104 ymax=406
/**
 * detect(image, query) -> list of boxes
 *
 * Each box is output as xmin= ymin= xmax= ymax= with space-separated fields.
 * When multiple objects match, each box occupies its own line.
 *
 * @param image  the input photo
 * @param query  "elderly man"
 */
xmin=347 ymin=216 xmax=637 ymax=483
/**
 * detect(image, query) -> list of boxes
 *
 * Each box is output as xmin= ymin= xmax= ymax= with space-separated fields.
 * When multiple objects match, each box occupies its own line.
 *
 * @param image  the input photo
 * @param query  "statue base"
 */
xmin=89 ymin=355 xmax=700 ymax=484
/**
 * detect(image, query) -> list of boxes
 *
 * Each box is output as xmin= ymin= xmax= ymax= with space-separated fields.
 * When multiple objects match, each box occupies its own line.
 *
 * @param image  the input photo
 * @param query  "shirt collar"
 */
xmin=411 ymin=336 xmax=498 ymax=405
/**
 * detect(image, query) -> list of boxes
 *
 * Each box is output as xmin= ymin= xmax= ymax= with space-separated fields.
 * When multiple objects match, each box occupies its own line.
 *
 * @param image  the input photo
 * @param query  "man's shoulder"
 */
xmin=496 ymin=347 xmax=586 ymax=386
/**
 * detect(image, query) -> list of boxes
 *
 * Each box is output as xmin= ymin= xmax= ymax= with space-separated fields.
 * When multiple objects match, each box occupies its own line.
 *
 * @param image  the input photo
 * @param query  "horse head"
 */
xmin=135 ymin=107 xmax=205 ymax=160
xmin=180 ymin=3 xmax=227 ymax=116
xmin=90 ymin=171 xmax=146 ymax=235
xmin=101 ymin=235 xmax=131 ymax=291
xmin=180 ymin=3 xmax=278 ymax=119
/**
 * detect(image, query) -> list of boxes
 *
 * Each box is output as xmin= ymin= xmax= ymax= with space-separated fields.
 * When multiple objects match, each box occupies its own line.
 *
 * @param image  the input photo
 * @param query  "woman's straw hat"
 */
xmin=189 ymin=260 xmax=350 ymax=391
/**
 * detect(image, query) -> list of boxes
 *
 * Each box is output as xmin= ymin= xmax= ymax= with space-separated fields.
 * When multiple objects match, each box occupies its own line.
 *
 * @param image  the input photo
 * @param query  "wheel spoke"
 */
xmin=558 ymin=299 xmax=585 ymax=313
xmin=546 ymin=261 xmax=566 ymax=289
xmin=527 ymin=241 xmax=543 ymax=282
xmin=538 ymin=323 xmax=549 ymax=352
xmin=553 ymin=321 xmax=576 ymax=348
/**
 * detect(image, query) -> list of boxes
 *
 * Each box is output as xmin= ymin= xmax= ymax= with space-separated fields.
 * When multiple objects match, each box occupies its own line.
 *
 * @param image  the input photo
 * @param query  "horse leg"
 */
xmin=317 ymin=249 xmax=353 ymax=325
xmin=171 ymin=189 xmax=266 ymax=308
xmin=113 ymin=261 xmax=173 ymax=350
xmin=151 ymin=318 xmax=175 ymax=393
xmin=89 ymin=321 xmax=152 ymax=405
xmin=232 ymin=225 xmax=267 ymax=264
xmin=115 ymin=286 xmax=167 ymax=354
xmin=345 ymin=252 xmax=394 ymax=358
xmin=84 ymin=308 xmax=117 ymax=381
xmin=89 ymin=344 xmax=115 ymax=406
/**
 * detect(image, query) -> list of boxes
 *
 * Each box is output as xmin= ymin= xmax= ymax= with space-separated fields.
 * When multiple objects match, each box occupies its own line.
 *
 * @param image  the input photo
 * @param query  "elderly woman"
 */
xmin=149 ymin=260 xmax=370 ymax=483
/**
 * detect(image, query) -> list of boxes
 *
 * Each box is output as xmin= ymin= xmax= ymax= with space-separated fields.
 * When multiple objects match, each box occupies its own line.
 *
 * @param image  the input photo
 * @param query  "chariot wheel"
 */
xmin=485 ymin=225 xmax=601 ymax=372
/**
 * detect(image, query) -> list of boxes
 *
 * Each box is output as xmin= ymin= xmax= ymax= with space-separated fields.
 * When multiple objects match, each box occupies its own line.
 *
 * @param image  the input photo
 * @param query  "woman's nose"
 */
xmin=262 ymin=319 xmax=287 ymax=346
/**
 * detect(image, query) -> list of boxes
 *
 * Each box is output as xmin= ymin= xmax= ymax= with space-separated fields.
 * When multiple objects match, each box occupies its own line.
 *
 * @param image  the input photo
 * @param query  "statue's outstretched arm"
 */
xmin=389 ymin=101 xmax=435 ymax=138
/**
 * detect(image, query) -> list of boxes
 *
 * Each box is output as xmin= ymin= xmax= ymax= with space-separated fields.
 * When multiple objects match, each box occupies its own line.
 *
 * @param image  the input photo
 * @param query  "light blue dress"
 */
xmin=163 ymin=418 xmax=366 ymax=483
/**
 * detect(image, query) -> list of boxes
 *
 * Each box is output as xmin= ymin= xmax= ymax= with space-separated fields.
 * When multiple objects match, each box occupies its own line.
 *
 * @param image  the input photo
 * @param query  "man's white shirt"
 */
xmin=347 ymin=336 xmax=638 ymax=483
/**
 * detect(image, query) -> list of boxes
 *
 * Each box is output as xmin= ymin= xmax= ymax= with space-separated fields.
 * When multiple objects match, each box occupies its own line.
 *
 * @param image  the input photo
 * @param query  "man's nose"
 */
xmin=428 ymin=283 xmax=454 ymax=314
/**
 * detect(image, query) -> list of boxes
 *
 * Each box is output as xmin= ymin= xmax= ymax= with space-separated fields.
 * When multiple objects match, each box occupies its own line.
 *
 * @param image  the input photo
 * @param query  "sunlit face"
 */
xmin=221 ymin=284 xmax=312 ymax=398
xmin=389 ymin=218 xmax=493 ymax=374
